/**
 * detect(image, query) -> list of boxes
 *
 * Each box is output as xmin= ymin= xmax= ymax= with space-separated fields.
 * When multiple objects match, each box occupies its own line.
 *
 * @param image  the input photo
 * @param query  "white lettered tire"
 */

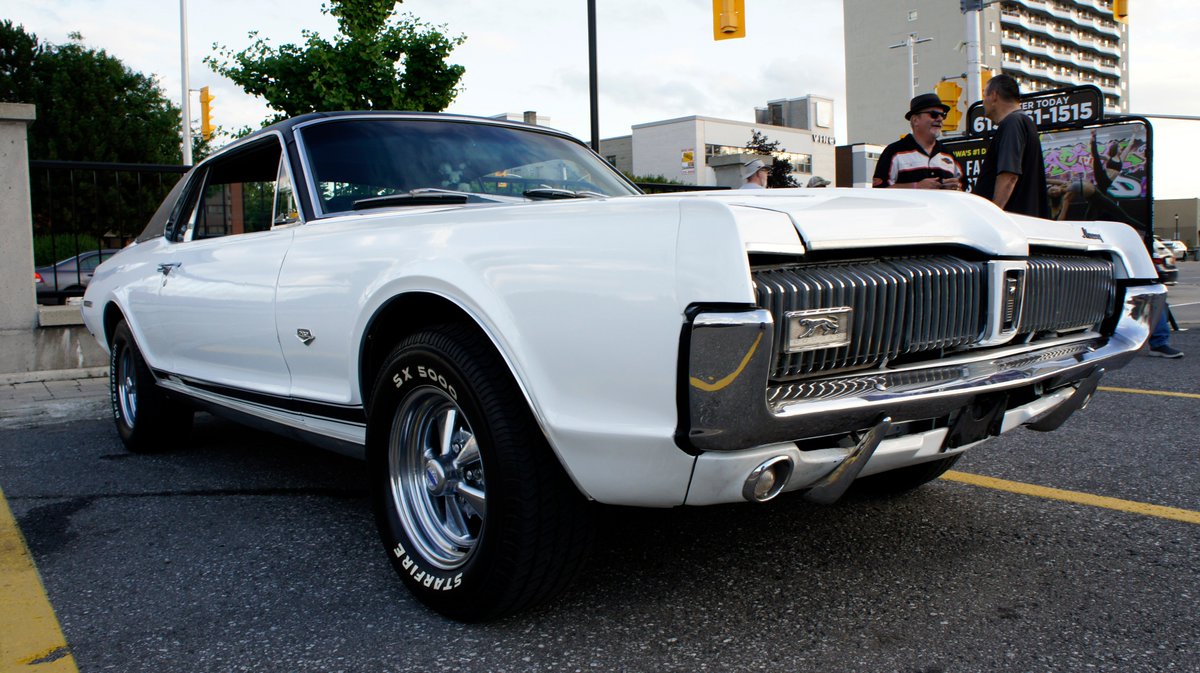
xmin=367 ymin=324 xmax=593 ymax=621
xmin=109 ymin=319 xmax=193 ymax=452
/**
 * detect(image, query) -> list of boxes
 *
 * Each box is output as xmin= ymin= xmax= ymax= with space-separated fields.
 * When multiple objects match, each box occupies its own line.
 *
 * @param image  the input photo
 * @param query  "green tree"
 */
xmin=207 ymin=0 xmax=465 ymax=123
xmin=0 ymin=22 xmax=182 ymax=163
xmin=746 ymin=130 xmax=800 ymax=188
xmin=2 ymin=22 xmax=189 ymax=261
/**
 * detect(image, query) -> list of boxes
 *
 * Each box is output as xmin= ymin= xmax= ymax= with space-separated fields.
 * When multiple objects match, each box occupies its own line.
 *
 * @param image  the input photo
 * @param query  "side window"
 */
xmin=79 ymin=254 xmax=104 ymax=273
xmin=177 ymin=137 xmax=288 ymax=241
xmin=272 ymin=156 xmax=300 ymax=227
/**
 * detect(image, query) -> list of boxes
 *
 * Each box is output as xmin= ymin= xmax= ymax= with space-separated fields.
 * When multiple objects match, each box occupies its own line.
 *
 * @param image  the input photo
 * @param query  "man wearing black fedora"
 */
xmin=872 ymin=93 xmax=965 ymax=191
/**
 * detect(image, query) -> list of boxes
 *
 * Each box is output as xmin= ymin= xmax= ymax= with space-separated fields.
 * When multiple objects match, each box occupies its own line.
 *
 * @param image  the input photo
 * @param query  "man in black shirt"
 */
xmin=973 ymin=75 xmax=1050 ymax=218
xmin=873 ymin=93 xmax=964 ymax=190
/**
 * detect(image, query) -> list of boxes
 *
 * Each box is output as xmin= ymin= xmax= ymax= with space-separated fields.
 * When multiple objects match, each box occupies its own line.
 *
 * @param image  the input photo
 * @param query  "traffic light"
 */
xmin=199 ymin=86 xmax=215 ymax=140
xmin=935 ymin=79 xmax=963 ymax=131
xmin=713 ymin=0 xmax=745 ymax=40
xmin=1112 ymin=0 xmax=1128 ymax=23
xmin=980 ymin=68 xmax=994 ymax=95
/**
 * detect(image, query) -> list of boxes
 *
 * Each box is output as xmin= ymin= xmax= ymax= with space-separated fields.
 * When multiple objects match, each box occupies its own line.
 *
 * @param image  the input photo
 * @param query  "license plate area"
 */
xmin=942 ymin=392 xmax=1009 ymax=450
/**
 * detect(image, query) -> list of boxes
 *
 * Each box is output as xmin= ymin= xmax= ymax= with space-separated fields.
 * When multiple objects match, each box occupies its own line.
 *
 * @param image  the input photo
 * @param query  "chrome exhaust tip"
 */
xmin=742 ymin=455 xmax=794 ymax=502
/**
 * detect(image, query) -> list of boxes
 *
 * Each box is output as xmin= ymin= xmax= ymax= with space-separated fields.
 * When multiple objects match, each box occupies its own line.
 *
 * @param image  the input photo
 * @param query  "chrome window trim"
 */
xmin=171 ymin=130 xmax=296 ymax=242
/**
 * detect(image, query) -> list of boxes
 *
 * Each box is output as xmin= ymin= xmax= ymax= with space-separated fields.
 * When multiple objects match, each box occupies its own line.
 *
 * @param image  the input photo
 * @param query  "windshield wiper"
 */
xmin=352 ymin=188 xmax=516 ymax=211
xmin=353 ymin=192 xmax=468 ymax=210
xmin=523 ymin=187 xmax=606 ymax=201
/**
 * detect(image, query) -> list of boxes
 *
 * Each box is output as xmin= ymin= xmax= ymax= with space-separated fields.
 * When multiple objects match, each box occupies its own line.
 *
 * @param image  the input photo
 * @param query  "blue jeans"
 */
xmin=1150 ymin=309 xmax=1170 ymax=348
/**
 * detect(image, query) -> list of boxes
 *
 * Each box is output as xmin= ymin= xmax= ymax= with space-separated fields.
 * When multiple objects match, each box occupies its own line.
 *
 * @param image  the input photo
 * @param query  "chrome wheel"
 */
xmin=388 ymin=386 xmax=486 ymax=570
xmin=116 ymin=344 xmax=138 ymax=427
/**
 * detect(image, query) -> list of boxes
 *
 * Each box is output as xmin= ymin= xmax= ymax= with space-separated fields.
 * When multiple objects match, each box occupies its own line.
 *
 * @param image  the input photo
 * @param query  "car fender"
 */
xmin=276 ymin=198 xmax=713 ymax=505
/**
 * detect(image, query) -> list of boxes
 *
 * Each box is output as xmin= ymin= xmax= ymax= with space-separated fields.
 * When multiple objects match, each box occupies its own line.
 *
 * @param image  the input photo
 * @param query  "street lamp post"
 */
xmin=889 ymin=33 xmax=934 ymax=101
xmin=588 ymin=0 xmax=599 ymax=152
xmin=179 ymin=0 xmax=192 ymax=166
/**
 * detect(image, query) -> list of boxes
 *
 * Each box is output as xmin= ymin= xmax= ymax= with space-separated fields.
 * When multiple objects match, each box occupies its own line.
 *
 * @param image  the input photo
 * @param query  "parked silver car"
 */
xmin=34 ymin=249 xmax=120 ymax=304
xmin=1152 ymin=239 xmax=1179 ymax=285
xmin=1155 ymin=236 xmax=1188 ymax=262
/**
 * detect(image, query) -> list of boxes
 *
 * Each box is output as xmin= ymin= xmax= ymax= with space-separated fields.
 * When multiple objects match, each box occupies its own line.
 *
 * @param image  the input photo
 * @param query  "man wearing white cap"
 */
xmin=739 ymin=158 xmax=770 ymax=189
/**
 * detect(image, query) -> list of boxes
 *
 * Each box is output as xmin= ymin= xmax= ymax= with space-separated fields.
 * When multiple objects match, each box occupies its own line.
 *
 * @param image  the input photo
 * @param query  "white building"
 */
xmin=843 ymin=0 xmax=1128 ymax=145
xmin=599 ymin=95 xmax=838 ymax=188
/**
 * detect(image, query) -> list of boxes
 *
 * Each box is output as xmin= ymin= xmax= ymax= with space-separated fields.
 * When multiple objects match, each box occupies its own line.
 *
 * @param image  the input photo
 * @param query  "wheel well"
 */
xmin=102 ymin=302 xmax=126 ymax=348
xmin=359 ymin=293 xmax=496 ymax=411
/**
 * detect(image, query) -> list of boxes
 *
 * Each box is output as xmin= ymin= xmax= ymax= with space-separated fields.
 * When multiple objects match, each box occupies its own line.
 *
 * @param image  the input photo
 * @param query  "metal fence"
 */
xmin=29 ymin=160 xmax=188 ymax=303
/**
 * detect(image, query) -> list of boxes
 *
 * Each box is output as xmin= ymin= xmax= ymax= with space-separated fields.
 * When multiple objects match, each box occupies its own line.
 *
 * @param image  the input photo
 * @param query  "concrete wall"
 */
xmin=0 ymin=103 xmax=107 ymax=377
xmin=1154 ymin=198 xmax=1200 ymax=254
xmin=598 ymin=135 xmax=634 ymax=176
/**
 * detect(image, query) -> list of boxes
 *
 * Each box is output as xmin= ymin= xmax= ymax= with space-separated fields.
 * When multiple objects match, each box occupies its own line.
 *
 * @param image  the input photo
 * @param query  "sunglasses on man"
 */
xmin=922 ymin=110 xmax=947 ymax=120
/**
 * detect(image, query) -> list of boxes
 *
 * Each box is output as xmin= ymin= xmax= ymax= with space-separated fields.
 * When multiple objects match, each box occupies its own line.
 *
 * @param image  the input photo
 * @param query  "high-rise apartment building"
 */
xmin=843 ymin=0 xmax=1128 ymax=145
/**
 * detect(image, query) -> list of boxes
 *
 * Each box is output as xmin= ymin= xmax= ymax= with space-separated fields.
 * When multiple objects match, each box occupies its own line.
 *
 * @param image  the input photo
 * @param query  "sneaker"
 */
xmin=1148 ymin=345 xmax=1184 ymax=359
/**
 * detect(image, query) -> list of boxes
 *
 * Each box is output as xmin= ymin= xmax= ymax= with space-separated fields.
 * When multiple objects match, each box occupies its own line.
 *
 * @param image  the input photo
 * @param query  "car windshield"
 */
xmin=297 ymin=118 xmax=638 ymax=214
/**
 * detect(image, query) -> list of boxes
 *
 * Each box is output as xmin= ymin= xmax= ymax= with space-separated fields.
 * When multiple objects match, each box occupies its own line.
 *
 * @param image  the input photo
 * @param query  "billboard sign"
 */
xmin=966 ymin=84 xmax=1104 ymax=137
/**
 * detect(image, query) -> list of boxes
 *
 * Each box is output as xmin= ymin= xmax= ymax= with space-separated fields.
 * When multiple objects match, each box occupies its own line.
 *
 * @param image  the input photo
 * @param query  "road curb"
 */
xmin=0 ymin=367 xmax=107 ymax=386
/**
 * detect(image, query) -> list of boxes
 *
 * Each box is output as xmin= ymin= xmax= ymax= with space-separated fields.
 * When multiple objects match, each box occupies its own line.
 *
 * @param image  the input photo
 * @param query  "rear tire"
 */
xmin=110 ymin=320 xmax=192 ymax=452
xmin=852 ymin=454 xmax=963 ymax=495
xmin=367 ymin=324 xmax=593 ymax=621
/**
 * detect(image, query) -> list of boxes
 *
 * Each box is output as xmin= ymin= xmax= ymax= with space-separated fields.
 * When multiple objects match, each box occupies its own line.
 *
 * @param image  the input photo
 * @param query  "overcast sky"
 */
xmin=6 ymin=0 xmax=1198 ymax=199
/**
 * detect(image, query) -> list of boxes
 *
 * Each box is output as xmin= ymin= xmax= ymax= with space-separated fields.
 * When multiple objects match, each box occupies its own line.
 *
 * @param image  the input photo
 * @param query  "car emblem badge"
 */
xmin=296 ymin=329 xmax=316 ymax=346
xmin=1080 ymin=227 xmax=1103 ymax=241
xmin=784 ymin=307 xmax=852 ymax=353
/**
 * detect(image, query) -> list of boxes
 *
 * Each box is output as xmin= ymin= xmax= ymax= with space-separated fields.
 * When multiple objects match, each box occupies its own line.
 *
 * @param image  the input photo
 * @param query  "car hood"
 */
xmin=672 ymin=188 xmax=1155 ymax=278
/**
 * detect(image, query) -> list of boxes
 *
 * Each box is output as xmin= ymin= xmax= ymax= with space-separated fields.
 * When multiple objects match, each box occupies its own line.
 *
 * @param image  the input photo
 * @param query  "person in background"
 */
xmin=872 ymin=93 xmax=964 ymax=190
xmin=974 ymin=74 xmax=1050 ymax=217
xmin=807 ymin=176 xmax=831 ymax=188
xmin=739 ymin=158 xmax=770 ymax=189
xmin=1148 ymin=311 xmax=1184 ymax=358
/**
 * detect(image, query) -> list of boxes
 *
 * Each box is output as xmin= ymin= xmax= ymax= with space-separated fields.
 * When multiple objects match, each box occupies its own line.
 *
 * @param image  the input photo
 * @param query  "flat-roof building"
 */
xmin=599 ymin=95 xmax=838 ymax=188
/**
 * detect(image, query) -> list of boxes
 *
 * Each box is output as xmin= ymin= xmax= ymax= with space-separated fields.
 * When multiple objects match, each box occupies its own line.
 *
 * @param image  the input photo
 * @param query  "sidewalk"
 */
xmin=0 ymin=367 xmax=110 ymax=430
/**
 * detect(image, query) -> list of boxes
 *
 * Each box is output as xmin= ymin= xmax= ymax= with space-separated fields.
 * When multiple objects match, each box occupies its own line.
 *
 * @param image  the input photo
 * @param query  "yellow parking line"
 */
xmin=0 ymin=486 xmax=77 ymax=672
xmin=942 ymin=471 xmax=1200 ymax=525
xmin=1098 ymin=386 xmax=1200 ymax=400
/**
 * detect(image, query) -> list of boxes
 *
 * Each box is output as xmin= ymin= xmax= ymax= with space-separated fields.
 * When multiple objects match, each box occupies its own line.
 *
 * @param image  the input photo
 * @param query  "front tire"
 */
xmin=367 ymin=324 xmax=592 ymax=621
xmin=110 ymin=320 xmax=192 ymax=452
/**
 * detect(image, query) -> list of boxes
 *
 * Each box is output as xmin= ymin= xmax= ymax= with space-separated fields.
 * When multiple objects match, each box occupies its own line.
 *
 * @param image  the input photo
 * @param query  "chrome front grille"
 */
xmin=1020 ymin=255 xmax=1115 ymax=334
xmin=752 ymin=254 xmax=1116 ymax=380
xmin=754 ymin=256 xmax=986 ymax=379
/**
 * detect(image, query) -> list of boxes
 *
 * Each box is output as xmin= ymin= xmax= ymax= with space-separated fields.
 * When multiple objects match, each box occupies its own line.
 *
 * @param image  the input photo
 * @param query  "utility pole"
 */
xmin=179 ymin=0 xmax=192 ymax=166
xmin=963 ymin=2 xmax=983 ymax=104
xmin=889 ymin=33 xmax=933 ymax=101
xmin=588 ymin=0 xmax=599 ymax=152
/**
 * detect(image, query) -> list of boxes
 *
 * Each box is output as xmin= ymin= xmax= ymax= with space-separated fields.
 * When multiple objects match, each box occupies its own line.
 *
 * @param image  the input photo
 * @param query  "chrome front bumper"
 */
xmin=684 ymin=284 xmax=1165 ymax=452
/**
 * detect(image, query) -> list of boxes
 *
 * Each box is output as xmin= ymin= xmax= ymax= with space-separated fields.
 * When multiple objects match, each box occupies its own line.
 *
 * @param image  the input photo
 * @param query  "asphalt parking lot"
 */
xmin=1 ymin=267 xmax=1197 ymax=673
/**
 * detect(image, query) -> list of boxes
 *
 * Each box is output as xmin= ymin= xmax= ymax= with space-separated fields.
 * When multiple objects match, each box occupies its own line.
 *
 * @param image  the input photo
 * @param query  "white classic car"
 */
xmin=83 ymin=112 xmax=1165 ymax=621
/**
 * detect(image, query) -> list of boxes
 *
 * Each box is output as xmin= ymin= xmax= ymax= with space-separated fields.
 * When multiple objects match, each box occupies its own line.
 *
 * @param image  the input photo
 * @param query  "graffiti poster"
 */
xmin=944 ymin=119 xmax=1152 ymax=238
xmin=1041 ymin=122 xmax=1150 ymax=235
